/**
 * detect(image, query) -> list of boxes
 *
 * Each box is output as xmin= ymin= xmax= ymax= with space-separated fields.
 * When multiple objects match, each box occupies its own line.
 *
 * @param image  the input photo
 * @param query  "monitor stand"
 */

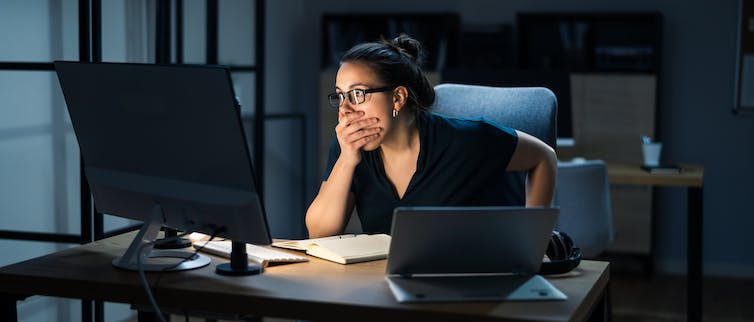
xmin=112 ymin=204 xmax=211 ymax=272
xmin=215 ymin=241 xmax=263 ymax=276
xmin=154 ymin=228 xmax=193 ymax=249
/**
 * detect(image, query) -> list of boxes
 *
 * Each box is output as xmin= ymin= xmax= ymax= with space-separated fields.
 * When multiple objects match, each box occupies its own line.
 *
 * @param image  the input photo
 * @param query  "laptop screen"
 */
xmin=387 ymin=206 xmax=558 ymax=276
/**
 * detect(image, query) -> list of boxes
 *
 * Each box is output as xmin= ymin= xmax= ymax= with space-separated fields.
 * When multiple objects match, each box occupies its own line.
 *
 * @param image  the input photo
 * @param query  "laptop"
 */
xmin=385 ymin=206 xmax=567 ymax=302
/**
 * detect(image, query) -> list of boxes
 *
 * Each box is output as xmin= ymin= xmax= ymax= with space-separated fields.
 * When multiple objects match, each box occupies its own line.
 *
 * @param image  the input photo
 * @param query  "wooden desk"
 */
xmin=607 ymin=163 xmax=703 ymax=188
xmin=607 ymin=162 xmax=704 ymax=322
xmin=1 ymin=232 xmax=610 ymax=322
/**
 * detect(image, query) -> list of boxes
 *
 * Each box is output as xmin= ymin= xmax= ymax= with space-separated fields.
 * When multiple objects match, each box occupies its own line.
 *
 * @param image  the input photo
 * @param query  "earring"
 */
xmin=392 ymin=109 xmax=399 ymax=118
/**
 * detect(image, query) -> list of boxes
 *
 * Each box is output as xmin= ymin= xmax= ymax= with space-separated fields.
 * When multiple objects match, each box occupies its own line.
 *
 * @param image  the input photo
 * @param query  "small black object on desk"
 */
xmin=641 ymin=164 xmax=683 ymax=174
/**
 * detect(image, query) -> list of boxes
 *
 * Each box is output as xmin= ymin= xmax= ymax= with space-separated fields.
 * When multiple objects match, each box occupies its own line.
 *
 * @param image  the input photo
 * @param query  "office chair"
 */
xmin=552 ymin=159 xmax=615 ymax=257
xmin=432 ymin=83 xmax=558 ymax=205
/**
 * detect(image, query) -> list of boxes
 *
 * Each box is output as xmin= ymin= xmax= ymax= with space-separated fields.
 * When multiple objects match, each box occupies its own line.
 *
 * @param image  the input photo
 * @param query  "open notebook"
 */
xmin=272 ymin=234 xmax=391 ymax=264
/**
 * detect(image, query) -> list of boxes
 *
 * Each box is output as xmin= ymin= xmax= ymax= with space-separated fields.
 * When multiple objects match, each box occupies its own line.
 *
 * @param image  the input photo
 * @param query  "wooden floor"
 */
xmin=611 ymin=271 xmax=754 ymax=322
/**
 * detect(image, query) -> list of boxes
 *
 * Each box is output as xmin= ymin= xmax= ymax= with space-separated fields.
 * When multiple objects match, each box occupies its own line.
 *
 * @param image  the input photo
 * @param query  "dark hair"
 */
xmin=340 ymin=34 xmax=435 ymax=116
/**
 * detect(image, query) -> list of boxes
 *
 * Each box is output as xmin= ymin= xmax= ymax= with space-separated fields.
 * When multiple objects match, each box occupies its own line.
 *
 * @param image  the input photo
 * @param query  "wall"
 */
xmin=265 ymin=0 xmax=753 ymax=277
xmin=654 ymin=0 xmax=752 ymax=277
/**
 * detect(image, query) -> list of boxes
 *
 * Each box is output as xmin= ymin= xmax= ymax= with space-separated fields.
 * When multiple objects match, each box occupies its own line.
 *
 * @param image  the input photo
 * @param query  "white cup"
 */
xmin=642 ymin=142 xmax=662 ymax=166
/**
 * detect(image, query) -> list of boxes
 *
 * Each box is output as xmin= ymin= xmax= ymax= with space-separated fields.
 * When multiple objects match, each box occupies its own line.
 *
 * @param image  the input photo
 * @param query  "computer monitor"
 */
xmin=440 ymin=68 xmax=574 ymax=147
xmin=55 ymin=61 xmax=271 ymax=276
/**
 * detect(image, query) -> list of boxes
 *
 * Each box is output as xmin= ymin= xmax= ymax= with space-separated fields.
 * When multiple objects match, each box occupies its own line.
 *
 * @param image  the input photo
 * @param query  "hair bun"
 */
xmin=391 ymin=34 xmax=425 ymax=65
xmin=343 ymin=34 xmax=435 ymax=115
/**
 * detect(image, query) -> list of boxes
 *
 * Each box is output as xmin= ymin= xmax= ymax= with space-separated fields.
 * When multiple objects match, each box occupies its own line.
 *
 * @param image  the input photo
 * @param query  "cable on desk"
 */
xmin=136 ymin=239 xmax=167 ymax=322
xmin=136 ymin=227 xmax=222 ymax=322
xmin=154 ymin=228 xmax=223 ymax=289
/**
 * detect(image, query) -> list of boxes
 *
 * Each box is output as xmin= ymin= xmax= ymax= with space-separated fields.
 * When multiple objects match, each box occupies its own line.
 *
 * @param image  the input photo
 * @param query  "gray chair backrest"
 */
xmin=431 ymin=83 xmax=558 ymax=205
xmin=432 ymin=83 xmax=557 ymax=148
xmin=553 ymin=159 xmax=614 ymax=257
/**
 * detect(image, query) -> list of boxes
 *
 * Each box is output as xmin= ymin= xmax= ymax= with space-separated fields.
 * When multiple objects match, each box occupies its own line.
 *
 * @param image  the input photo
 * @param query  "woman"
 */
xmin=306 ymin=34 xmax=557 ymax=238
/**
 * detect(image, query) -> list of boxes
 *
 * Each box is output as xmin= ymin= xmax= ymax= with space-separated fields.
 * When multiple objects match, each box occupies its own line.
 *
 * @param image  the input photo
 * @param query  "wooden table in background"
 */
xmin=607 ymin=163 xmax=704 ymax=322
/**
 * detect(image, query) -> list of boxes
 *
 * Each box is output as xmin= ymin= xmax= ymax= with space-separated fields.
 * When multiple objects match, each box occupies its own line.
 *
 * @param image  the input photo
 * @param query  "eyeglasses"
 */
xmin=327 ymin=86 xmax=393 ymax=108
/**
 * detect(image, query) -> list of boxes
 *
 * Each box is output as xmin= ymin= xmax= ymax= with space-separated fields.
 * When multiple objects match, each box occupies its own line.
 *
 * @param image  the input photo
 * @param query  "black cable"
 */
xmin=154 ymin=228 xmax=222 ymax=289
xmin=136 ymin=240 xmax=167 ymax=322
xmin=137 ymin=227 xmax=223 ymax=322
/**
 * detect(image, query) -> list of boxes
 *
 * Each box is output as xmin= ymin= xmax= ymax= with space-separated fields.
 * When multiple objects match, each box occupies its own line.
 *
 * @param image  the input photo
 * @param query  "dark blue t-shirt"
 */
xmin=323 ymin=112 xmax=519 ymax=234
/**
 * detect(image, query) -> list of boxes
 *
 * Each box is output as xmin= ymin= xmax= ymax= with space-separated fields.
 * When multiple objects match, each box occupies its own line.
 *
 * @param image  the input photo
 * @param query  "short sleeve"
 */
xmin=482 ymin=120 xmax=519 ymax=170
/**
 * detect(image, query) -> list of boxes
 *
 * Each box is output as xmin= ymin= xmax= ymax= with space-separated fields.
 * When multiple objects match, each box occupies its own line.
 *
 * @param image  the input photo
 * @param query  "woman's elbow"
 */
xmin=542 ymin=146 xmax=557 ymax=173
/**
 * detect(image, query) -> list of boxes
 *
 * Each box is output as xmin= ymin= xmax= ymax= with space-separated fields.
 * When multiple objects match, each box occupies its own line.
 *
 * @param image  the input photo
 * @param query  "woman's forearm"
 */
xmin=305 ymin=158 xmax=357 ymax=238
xmin=525 ymin=149 xmax=557 ymax=207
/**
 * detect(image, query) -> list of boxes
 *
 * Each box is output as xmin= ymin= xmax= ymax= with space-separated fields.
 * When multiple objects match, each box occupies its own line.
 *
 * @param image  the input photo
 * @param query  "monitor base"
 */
xmin=216 ymin=262 xmax=263 ymax=276
xmin=113 ymin=250 xmax=211 ymax=271
xmin=154 ymin=228 xmax=192 ymax=249
xmin=111 ymin=204 xmax=210 ymax=272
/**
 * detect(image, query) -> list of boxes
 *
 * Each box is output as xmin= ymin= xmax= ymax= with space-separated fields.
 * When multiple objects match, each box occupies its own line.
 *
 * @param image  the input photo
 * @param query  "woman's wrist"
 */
xmin=337 ymin=152 xmax=361 ymax=168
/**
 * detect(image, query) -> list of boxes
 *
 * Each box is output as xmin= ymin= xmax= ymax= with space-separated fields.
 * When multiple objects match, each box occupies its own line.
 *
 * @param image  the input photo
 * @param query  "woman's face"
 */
xmin=335 ymin=62 xmax=396 ymax=151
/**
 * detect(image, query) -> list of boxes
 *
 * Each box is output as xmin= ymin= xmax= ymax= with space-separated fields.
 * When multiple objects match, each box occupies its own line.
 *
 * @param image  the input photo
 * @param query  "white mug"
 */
xmin=642 ymin=142 xmax=662 ymax=166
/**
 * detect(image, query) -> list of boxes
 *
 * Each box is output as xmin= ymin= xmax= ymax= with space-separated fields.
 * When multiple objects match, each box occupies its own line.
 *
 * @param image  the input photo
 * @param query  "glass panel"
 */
xmin=101 ymin=1 xmax=129 ymax=63
xmin=0 ymin=71 xmax=79 ymax=234
xmin=65 ymin=131 xmax=82 ymax=233
xmin=181 ymin=0 xmax=257 ymax=65
xmin=0 ymin=239 xmax=74 ymax=267
xmin=0 ymin=135 xmax=57 ymax=232
xmin=18 ymin=296 xmax=81 ymax=322
xmin=182 ymin=0 xmax=207 ymax=64
xmin=104 ymin=214 xmax=140 ymax=232
xmin=0 ymin=1 xmax=78 ymax=62
xmin=231 ymin=72 xmax=256 ymax=160
xmin=100 ymin=1 xmax=156 ymax=63
xmin=0 ymin=71 xmax=53 ymax=128
xmin=265 ymin=118 xmax=306 ymax=239
xmin=219 ymin=0 xmax=255 ymax=66
xmin=105 ymin=302 xmax=136 ymax=322
xmin=230 ymin=71 xmax=256 ymax=116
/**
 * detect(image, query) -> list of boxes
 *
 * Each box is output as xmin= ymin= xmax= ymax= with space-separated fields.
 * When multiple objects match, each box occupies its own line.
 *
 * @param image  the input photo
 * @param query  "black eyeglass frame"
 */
xmin=327 ymin=86 xmax=394 ymax=108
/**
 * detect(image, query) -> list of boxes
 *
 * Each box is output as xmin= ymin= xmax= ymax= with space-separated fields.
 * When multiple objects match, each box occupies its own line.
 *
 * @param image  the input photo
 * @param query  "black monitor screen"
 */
xmin=55 ymin=62 xmax=271 ymax=246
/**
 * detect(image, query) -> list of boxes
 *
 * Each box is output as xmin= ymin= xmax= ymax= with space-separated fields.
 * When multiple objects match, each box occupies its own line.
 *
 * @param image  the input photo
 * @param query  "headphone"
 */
xmin=539 ymin=230 xmax=582 ymax=275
